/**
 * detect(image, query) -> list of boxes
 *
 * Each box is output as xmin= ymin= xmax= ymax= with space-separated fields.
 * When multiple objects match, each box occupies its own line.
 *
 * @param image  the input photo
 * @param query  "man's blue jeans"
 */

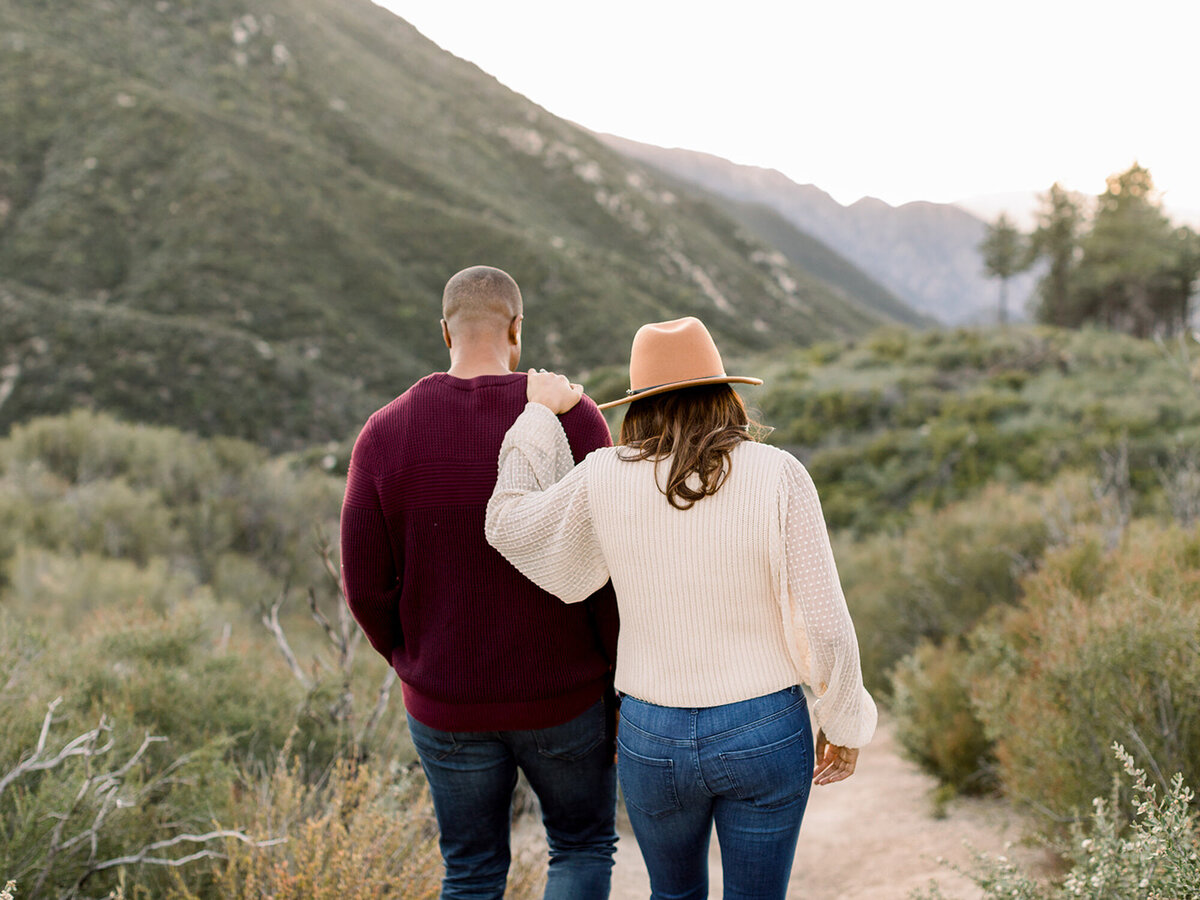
xmin=617 ymin=686 xmax=814 ymax=900
xmin=407 ymin=698 xmax=617 ymax=900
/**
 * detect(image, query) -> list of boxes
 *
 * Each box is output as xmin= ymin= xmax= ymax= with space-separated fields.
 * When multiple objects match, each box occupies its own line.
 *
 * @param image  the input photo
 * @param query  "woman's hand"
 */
xmin=527 ymin=369 xmax=584 ymax=415
xmin=813 ymin=728 xmax=859 ymax=785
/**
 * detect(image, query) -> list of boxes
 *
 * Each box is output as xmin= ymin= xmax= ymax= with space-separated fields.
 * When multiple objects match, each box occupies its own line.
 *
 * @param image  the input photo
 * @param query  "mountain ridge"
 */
xmin=595 ymin=134 xmax=1039 ymax=324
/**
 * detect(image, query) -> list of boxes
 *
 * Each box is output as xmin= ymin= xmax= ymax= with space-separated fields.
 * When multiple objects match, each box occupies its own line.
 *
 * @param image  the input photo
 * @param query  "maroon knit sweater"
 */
xmin=340 ymin=372 xmax=619 ymax=732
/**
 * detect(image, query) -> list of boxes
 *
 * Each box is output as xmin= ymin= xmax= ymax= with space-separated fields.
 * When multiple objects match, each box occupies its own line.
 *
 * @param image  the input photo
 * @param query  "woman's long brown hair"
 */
xmin=618 ymin=384 xmax=753 ymax=510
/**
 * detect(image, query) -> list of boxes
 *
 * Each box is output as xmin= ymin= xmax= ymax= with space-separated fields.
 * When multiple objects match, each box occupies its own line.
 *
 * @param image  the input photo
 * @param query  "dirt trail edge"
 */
xmin=606 ymin=713 xmax=1057 ymax=899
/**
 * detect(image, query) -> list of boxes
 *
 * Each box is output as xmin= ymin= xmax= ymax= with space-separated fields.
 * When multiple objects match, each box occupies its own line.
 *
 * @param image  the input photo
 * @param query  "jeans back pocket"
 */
xmin=406 ymin=715 xmax=461 ymax=762
xmin=719 ymin=729 xmax=813 ymax=810
xmin=533 ymin=699 xmax=606 ymax=761
xmin=617 ymin=739 xmax=682 ymax=818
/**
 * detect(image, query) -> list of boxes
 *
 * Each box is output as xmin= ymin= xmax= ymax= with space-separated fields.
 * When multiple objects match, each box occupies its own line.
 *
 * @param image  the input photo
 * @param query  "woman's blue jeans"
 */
xmin=617 ymin=686 xmax=814 ymax=900
xmin=407 ymin=698 xmax=617 ymax=900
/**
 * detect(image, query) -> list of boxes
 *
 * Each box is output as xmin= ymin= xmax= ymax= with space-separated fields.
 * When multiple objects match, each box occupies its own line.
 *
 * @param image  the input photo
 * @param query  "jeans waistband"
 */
xmin=619 ymin=686 xmax=806 ymax=746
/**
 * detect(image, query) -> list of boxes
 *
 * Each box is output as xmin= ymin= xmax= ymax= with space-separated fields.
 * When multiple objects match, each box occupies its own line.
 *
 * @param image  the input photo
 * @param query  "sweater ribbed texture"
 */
xmin=340 ymin=374 xmax=619 ymax=732
xmin=486 ymin=402 xmax=877 ymax=748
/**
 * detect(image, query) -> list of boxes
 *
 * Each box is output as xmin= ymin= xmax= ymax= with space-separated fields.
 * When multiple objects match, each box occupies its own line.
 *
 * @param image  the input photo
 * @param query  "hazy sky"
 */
xmin=374 ymin=1 xmax=1199 ymax=220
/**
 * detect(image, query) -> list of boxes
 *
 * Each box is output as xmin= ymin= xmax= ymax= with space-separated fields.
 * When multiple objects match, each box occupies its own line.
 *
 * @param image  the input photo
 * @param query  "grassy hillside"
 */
xmin=757 ymin=326 xmax=1200 ymax=533
xmin=0 ymin=0 xmax=899 ymax=447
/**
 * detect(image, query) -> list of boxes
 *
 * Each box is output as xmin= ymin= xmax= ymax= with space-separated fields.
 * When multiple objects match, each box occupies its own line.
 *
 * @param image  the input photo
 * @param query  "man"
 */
xmin=340 ymin=266 xmax=619 ymax=899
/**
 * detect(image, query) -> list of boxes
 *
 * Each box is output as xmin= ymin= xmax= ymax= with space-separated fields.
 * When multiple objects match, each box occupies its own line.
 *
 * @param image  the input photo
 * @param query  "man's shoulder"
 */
xmin=559 ymin=395 xmax=614 ymax=455
xmin=353 ymin=375 xmax=439 ymax=449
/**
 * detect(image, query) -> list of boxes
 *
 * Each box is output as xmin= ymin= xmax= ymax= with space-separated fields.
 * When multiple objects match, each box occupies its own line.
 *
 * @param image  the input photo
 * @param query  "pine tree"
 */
xmin=979 ymin=213 xmax=1028 ymax=324
xmin=1076 ymin=164 xmax=1196 ymax=337
xmin=1029 ymin=183 xmax=1085 ymax=327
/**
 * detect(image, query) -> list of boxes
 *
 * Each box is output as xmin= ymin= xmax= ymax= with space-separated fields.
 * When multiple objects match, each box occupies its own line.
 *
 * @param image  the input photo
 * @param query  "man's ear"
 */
xmin=441 ymin=318 xmax=452 ymax=349
xmin=508 ymin=314 xmax=523 ymax=345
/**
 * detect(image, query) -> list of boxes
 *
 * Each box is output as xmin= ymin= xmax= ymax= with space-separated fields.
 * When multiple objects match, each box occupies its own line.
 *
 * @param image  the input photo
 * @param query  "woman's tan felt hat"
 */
xmin=597 ymin=316 xmax=763 ymax=410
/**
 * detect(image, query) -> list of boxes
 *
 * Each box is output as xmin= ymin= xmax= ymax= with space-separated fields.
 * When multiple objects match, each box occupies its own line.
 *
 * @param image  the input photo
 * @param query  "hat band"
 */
xmin=624 ymin=376 xmax=724 ymax=398
xmin=626 ymin=375 xmax=726 ymax=397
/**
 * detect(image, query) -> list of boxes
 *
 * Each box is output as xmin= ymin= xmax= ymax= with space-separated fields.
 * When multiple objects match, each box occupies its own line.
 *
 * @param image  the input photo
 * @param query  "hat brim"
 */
xmin=597 ymin=375 xmax=763 ymax=410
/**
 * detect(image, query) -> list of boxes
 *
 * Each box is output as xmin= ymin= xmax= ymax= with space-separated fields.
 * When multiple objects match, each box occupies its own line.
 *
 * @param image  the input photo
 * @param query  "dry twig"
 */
xmin=261 ymin=586 xmax=312 ymax=690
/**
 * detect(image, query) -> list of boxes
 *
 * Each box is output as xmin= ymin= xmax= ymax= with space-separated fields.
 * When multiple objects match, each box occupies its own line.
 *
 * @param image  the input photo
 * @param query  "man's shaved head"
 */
xmin=442 ymin=266 xmax=522 ymax=333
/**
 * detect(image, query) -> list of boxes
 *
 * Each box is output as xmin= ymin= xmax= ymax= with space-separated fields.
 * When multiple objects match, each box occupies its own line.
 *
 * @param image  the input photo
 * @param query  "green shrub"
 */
xmin=968 ymin=523 xmax=1200 ymax=823
xmin=0 ymin=411 xmax=343 ymax=600
xmin=892 ymin=639 xmax=996 ymax=794
xmin=912 ymin=744 xmax=1200 ymax=900
xmin=839 ymin=480 xmax=1052 ymax=694
xmin=0 ymin=593 xmax=414 ymax=898
xmin=4 ymin=547 xmax=202 ymax=627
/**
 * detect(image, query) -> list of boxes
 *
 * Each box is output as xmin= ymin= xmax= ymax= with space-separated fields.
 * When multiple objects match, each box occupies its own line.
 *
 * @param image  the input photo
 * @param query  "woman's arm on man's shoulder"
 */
xmin=486 ymin=399 xmax=610 ymax=604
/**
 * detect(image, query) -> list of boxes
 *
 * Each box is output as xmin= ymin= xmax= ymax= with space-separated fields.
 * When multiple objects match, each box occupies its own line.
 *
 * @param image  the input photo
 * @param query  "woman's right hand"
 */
xmin=527 ymin=369 xmax=584 ymax=415
xmin=813 ymin=728 xmax=859 ymax=785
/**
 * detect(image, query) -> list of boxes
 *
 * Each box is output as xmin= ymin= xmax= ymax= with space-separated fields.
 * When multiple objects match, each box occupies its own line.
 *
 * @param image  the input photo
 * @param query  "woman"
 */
xmin=485 ymin=317 xmax=876 ymax=899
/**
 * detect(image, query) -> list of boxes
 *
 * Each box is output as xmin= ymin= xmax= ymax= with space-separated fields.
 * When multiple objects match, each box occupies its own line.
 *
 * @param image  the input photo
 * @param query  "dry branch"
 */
xmin=0 ymin=699 xmax=113 ymax=799
xmin=1 ymin=704 xmax=273 ymax=898
xmin=82 ymin=830 xmax=286 ymax=876
xmin=262 ymin=588 xmax=312 ymax=689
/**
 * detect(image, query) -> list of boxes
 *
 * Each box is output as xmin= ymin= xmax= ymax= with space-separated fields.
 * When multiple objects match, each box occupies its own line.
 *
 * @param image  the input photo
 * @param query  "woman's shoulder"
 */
xmin=735 ymin=443 xmax=816 ymax=496
xmin=585 ymin=445 xmax=622 ymax=463
xmin=735 ymin=440 xmax=802 ymax=470
xmin=578 ymin=445 xmax=623 ymax=474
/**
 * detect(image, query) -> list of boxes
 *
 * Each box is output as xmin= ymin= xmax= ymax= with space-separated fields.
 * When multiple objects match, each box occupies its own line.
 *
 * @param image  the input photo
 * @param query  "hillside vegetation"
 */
xmin=0 ymin=411 xmax=555 ymax=898
xmin=759 ymin=325 xmax=1200 ymax=533
xmin=0 ymin=0 xmax=905 ymax=448
xmin=750 ymin=327 xmax=1200 ymax=842
xmin=2 ymin=326 xmax=1199 ymax=893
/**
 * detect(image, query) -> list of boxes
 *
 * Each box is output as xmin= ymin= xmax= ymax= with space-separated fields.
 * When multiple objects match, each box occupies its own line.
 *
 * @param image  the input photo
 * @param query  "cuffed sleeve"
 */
xmin=485 ymin=403 xmax=610 ymax=604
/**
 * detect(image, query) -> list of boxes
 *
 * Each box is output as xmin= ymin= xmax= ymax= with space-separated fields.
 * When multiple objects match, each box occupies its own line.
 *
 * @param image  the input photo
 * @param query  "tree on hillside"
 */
xmin=1073 ymin=164 xmax=1198 ymax=337
xmin=979 ymin=213 xmax=1029 ymax=324
xmin=1029 ymin=183 xmax=1086 ymax=327
xmin=1168 ymin=224 xmax=1200 ymax=328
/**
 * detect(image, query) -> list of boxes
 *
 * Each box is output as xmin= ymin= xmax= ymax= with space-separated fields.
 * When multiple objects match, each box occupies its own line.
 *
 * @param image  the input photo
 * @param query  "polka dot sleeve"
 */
xmin=775 ymin=454 xmax=877 ymax=748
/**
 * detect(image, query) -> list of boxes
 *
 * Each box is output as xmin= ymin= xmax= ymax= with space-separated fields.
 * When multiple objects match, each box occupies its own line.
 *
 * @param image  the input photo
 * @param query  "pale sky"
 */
xmin=374 ymin=0 xmax=1200 ymax=222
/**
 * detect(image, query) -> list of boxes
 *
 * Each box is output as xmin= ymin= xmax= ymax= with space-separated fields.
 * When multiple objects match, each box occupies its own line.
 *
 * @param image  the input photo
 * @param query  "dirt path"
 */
xmin=604 ymin=713 xmax=1057 ymax=899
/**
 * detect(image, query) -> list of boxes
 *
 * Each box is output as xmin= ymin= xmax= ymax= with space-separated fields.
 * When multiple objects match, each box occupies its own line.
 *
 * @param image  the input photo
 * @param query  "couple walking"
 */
xmin=340 ymin=266 xmax=876 ymax=899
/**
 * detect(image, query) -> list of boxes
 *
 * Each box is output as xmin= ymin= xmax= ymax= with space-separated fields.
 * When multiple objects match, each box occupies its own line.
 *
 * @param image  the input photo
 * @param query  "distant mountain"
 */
xmin=952 ymin=191 xmax=1042 ymax=231
xmin=0 ymin=0 xmax=902 ymax=447
xmin=596 ymin=135 xmax=1039 ymax=325
xmin=685 ymin=191 xmax=932 ymax=330
xmin=600 ymin=150 xmax=929 ymax=330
